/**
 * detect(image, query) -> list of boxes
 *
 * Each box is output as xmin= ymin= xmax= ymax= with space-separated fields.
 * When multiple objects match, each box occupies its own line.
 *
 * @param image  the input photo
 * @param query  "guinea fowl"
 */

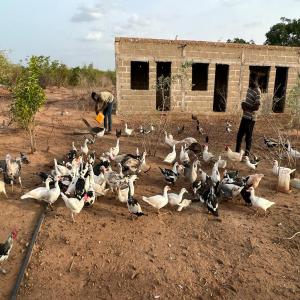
xmin=61 ymin=193 xmax=87 ymax=222
xmin=159 ymin=162 xmax=182 ymax=185
xmin=82 ymin=118 xmax=105 ymax=138
xmin=0 ymin=229 xmax=17 ymax=274
xmin=142 ymin=185 xmax=171 ymax=214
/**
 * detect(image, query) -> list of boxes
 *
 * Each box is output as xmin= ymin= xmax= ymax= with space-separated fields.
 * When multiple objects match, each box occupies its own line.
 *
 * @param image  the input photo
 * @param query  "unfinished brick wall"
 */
xmin=115 ymin=37 xmax=300 ymax=114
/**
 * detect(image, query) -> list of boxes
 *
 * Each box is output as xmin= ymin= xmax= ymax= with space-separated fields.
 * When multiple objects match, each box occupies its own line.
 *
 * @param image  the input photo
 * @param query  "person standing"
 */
xmin=91 ymin=91 xmax=114 ymax=133
xmin=235 ymin=72 xmax=261 ymax=156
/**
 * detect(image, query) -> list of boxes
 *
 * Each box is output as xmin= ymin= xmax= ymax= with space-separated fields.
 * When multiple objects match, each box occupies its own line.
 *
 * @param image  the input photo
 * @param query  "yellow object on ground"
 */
xmin=96 ymin=112 xmax=104 ymax=124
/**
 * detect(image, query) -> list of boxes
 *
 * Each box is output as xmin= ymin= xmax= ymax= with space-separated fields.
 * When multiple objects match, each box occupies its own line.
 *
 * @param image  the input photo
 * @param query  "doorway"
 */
xmin=156 ymin=62 xmax=171 ymax=111
xmin=213 ymin=64 xmax=229 ymax=112
xmin=273 ymin=67 xmax=288 ymax=113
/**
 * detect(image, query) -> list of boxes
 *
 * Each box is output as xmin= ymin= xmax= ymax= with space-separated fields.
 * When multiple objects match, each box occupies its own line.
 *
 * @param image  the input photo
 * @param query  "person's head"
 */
xmin=91 ymin=92 xmax=100 ymax=102
xmin=249 ymin=72 xmax=259 ymax=89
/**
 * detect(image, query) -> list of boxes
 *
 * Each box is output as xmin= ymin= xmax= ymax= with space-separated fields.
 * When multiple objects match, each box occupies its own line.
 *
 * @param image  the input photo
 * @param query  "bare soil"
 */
xmin=0 ymin=87 xmax=299 ymax=300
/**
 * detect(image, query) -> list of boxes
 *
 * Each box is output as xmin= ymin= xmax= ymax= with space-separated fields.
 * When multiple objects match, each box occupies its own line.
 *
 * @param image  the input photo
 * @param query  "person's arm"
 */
xmin=252 ymin=88 xmax=261 ymax=111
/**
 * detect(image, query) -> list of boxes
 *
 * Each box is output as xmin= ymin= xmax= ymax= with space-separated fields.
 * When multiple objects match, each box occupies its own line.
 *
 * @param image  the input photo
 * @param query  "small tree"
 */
xmin=10 ymin=56 xmax=46 ymax=153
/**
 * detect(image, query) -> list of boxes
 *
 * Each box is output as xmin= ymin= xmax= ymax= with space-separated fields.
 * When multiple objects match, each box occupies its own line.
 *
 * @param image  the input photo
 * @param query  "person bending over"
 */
xmin=91 ymin=91 xmax=114 ymax=133
xmin=235 ymin=72 xmax=261 ymax=156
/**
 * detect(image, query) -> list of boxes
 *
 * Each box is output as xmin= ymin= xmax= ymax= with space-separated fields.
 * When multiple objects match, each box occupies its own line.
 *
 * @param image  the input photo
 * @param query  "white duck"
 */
xmin=225 ymin=146 xmax=244 ymax=162
xmin=247 ymin=187 xmax=275 ymax=211
xmin=211 ymin=162 xmax=220 ymax=184
xmin=217 ymin=156 xmax=227 ymax=169
xmin=53 ymin=158 xmax=72 ymax=177
xmin=272 ymin=160 xmax=296 ymax=176
xmin=177 ymin=199 xmax=192 ymax=212
xmin=142 ymin=185 xmax=171 ymax=213
xmin=81 ymin=138 xmax=89 ymax=155
xmin=244 ymin=156 xmax=258 ymax=170
xmin=180 ymin=145 xmax=190 ymax=163
xmin=61 ymin=192 xmax=86 ymax=222
xmin=203 ymin=145 xmax=215 ymax=163
xmin=88 ymin=165 xmax=108 ymax=196
xmin=124 ymin=123 xmax=134 ymax=136
xmin=198 ymin=168 xmax=207 ymax=183
xmin=117 ymin=175 xmax=138 ymax=203
xmin=180 ymin=137 xmax=197 ymax=146
xmin=110 ymin=138 xmax=120 ymax=157
xmin=286 ymin=140 xmax=300 ymax=159
xmin=164 ymin=131 xmax=178 ymax=148
xmin=72 ymin=141 xmax=77 ymax=151
xmin=168 ymin=188 xmax=188 ymax=206
xmin=163 ymin=144 xmax=176 ymax=164
xmin=21 ymin=177 xmax=52 ymax=200
xmin=185 ymin=160 xmax=199 ymax=183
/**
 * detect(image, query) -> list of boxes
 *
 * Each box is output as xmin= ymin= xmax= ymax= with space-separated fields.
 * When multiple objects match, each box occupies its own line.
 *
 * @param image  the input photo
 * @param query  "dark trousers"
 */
xmin=103 ymin=102 xmax=113 ymax=131
xmin=235 ymin=117 xmax=255 ymax=156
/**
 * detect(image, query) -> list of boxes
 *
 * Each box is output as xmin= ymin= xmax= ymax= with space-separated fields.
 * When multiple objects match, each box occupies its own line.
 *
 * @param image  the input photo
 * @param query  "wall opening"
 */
xmin=131 ymin=61 xmax=149 ymax=90
xmin=249 ymin=66 xmax=270 ymax=93
xmin=156 ymin=62 xmax=171 ymax=111
xmin=192 ymin=63 xmax=209 ymax=91
xmin=213 ymin=64 xmax=229 ymax=112
xmin=273 ymin=67 xmax=289 ymax=113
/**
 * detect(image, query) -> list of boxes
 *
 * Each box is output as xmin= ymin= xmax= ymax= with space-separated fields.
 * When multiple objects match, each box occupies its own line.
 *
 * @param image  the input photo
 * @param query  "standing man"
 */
xmin=91 ymin=91 xmax=114 ymax=134
xmin=235 ymin=72 xmax=261 ymax=156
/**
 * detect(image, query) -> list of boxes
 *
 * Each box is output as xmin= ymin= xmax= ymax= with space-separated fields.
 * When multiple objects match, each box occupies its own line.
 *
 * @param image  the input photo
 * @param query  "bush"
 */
xmin=10 ymin=56 xmax=46 ymax=153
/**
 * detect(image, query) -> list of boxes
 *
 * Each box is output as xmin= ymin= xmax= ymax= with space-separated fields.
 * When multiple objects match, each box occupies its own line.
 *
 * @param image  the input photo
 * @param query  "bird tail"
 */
xmin=82 ymin=118 xmax=91 ymax=128
xmin=142 ymin=196 xmax=150 ymax=204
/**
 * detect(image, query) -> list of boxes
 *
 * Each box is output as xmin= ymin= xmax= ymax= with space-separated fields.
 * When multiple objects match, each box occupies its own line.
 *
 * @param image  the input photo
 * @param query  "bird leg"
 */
xmin=72 ymin=213 xmax=75 ymax=223
xmin=18 ymin=177 xmax=23 ymax=189
xmin=11 ymin=181 xmax=13 ymax=192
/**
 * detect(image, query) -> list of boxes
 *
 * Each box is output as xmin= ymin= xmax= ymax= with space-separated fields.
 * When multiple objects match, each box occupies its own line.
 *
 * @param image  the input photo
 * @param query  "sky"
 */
xmin=1 ymin=0 xmax=300 ymax=70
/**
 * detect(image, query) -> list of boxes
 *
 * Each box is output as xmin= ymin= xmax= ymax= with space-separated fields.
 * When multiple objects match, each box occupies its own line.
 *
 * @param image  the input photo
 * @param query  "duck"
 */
xmin=180 ymin=145 xmax=190 ymax=163
xmin=127 ymin=185 xmax=145 ymax=218
xmin=21 ymin=177 xmax=52 ymax=201
xmin=81 ymin=138 xmax=89 ymax=155
xmin=217 ymin=156 xmax=227 ymax=169
xmin=88 ymin=164 xmax=108 ymax=196
xmin=184 ymin=160 xmax=199 ymax=184
xmin=243 ymin=174 xmax=264 ymax=189
xmin=205 ymin=185 xmax=219 ymax=217
xmin=285 ymin=140 xmax=300 ymax=159
xmin=218 ymin=183 xmax=244 ymax=199
xmin=159 ymin=162 xmax=182 ymax=185
xmin=164 ymin=131 xmax=179 ymax=148
xmin=61 ymin=192 xmax=86 ymax=222
xmin=142 ymin=185 xmax=171 ymax=214
xmin=263 ymin=136 xmax=279 ymax=148
xmin=225 ymin=146 xmax=244 ymax=162
xmin=247 ymin=187 xmax=275 ymax=211
xmin=203 ymin=144 xmax=215 ymax=163
xmin=53 ymin=158 xmax=72 ymax=177
xmin=168 ymin=188 xmax=188 ymax=206
xmin=272 ymin=160 xmax=296 ymax=176
xmin=81 ymin=118 xmax=105 ymax=138
xmin=211 ymin=162 xmax=220 ymax=185
xmin=109 ymin=138 xmax=120 ymax=157
xmin=163 ymin=144 xmax=176 ymax=164
xmin=0 ymin=179 xmax=7 ymax=198
xmin=177 ymin=199 xmax=192 ymax=212
xmin=186 ymin=142 xmax=203 ymax=156
xmin=244 ymin=156 xmax=258 ymax=170
xmin=180 ymin=137 xmax=197 ymax=147
xmin=124 ymin=123 xmax=134 ymax=136
xmin=198 ymin=168 xmax=208 ymax=183
xmin=121 ymin=152 xmax=146 ymax=174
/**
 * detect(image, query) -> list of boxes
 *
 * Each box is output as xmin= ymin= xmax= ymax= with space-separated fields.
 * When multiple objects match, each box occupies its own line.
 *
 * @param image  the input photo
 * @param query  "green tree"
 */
xmin=265 ymin=17 xmax=300 ymax=46
xmin=10 ymin=56 xmax=46 ymax=153
xmin=226 ymin=38 xmax=255 ymax=44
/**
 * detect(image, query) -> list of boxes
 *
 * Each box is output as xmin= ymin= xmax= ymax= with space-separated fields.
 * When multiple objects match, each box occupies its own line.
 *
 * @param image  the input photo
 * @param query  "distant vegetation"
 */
xmin=0 ymin=53 xmax=115 ymax=88
xmin=226 ymin=38 xmax=255 ymax=45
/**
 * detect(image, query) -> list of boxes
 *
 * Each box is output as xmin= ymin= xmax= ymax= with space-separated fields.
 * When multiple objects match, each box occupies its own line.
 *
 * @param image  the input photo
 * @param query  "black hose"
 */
xmin=10 ymin=206 xmax=46 ymax=300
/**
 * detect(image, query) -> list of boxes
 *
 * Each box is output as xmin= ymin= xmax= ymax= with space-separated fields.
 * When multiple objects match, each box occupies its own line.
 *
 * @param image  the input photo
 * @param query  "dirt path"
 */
xmin=0 ymin=88 xmax=299 ymax=299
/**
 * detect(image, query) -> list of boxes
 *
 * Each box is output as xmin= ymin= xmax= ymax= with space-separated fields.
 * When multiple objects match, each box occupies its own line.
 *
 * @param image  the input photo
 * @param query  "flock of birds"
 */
xmin=0 ymin=114 xmax=299 ymax=275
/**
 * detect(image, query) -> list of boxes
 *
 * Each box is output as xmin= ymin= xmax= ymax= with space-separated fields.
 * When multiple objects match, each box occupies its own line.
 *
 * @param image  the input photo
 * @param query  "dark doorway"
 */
xmin=273 ymin=67 xmax=288 ymax=113
xmin=156 ymin=62 xmax=171 ymax=111
xmin=192 ymin=63 xmax=209 ymax=91
xmin=249 ymin=66 xmax=270 ymax=93
xmin=213 ymin=64 xmax=229 ymax=112
xmin=131 ymin=61 xmax=149 ymax=90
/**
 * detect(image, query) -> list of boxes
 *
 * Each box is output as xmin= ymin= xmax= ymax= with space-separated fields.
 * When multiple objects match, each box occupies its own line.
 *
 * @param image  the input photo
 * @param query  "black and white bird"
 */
xmin=225 ymin=121 xmax=232 ymax=133
xmin=264 ymin=136 xmax=279 ymax=148
xmin=82 ymin=118 xmax=105 ymax=139
xmin=127 ymin=185 xmax=145 ymax=218
xmin=0 ymin=229 xmax=18 ymax=274
xmin=159 ymin=162 xmax=182 ymax=185
xmin=177 ymin=125 xmax=185 ymax=135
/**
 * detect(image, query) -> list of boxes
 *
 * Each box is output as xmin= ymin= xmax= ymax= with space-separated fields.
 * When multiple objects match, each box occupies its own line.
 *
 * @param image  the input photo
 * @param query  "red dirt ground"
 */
xmin=0 ymin=87 xmax=299 ymax=300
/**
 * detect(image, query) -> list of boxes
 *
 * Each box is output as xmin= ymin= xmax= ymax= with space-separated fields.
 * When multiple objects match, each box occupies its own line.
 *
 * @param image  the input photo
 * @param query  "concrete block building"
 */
xmin=115 ymin=37 xmax=300 ymax=114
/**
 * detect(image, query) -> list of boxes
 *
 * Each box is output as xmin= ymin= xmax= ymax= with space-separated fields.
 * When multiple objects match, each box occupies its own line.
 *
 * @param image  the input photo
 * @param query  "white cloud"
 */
xmin=71 ymin=5 xmax=103 ymax=22
xmin=83 ymin=31 xmax=103 ymax=41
